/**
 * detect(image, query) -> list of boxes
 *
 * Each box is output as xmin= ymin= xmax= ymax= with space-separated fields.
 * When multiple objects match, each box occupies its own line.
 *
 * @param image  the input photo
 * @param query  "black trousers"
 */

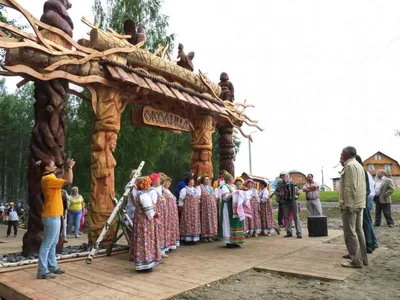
xmin=7 ymin=220 xmax=18 ymax=236
xmin=278 ymin=203 xmax=283 ymax=226
xmin=374 ymin=196 xmax=394 ymax=226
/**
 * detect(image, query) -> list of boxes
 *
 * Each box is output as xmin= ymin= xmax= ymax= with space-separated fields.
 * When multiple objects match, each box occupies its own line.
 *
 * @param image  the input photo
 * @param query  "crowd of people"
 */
xmin=4 ymin=146 xmax=395 ymax=279
xmin=127 ymin=169 xmax=311 ymax=272
xmin=339 ymin=146 xmax=396 ymax=269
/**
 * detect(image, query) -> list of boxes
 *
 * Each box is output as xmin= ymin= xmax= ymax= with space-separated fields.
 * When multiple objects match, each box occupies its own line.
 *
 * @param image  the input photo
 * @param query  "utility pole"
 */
xmin=248 ymin=131 xmax=257 ymax=174
xmin=249 ymin=139 xmax=252 ymax=174
xmin=321 ymin=166 xmax=325 ymax=191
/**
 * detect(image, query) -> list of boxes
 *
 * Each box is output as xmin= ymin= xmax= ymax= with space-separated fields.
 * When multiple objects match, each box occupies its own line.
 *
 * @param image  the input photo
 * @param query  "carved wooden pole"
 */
xmin=218 ymin=126 xmax=235 ymax=177
xmin=88 ymin=85 xmax=124 ymax=245
xmin=22 ymin=29 xmax=72 ymax=256
xmin=217 ymin=72 xmax=235 ymax=177
xmin=190 ymin=115 xmax=215 ymax=179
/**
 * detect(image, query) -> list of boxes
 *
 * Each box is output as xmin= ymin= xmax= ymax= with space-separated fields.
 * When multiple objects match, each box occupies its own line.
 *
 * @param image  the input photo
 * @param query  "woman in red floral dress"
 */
xmin=178 ymin=175 xmax=201 ymax=245
xmin=130 ymin=176 xmax=161 ymax=273
xmin=149 ymin=173 xmax=169 ymax=257
xmin=196 ymin=174 xmax=218 ymax=242
xmin=259 ymin=181 xmax=273 ymax=236
xmin=160 ymin=173 xmax=180 ymax=249
xmin=245 ymin=179 xmax=262 ymax=237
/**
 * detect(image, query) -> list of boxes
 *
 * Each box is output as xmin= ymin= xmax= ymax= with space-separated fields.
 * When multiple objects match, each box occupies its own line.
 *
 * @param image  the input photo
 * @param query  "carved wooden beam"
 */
xmin=0 ymin=22 xmax=87 ymax=56
xmin=90 ymin=27 xmax=133 ymax=50
xmin=3 ymin=65 xmax=111 ymax=87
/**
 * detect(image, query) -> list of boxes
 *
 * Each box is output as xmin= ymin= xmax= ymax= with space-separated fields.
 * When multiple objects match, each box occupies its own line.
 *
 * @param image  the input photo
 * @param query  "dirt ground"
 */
xmin=175 ymin=207 xmax=400 ymax=300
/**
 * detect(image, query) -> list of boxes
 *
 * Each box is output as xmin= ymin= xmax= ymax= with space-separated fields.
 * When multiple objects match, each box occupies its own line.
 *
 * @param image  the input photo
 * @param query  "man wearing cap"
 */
xmin=278 ymin=172 xmax=302 ymax=238
xmin=6 ymin=202 xmax=19 ymax=237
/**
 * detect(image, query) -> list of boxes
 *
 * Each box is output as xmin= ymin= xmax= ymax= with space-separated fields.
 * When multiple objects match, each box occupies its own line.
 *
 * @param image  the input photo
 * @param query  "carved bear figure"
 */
xmin=40 ymin=0 xmax=74 ymax=37
xmin=124 ymin=19 xmax=146 ymax=45
xmin=218 ymin=72 xmax=234 ymax=101
xmin=177 ymin=43 xmax=195 ymax=71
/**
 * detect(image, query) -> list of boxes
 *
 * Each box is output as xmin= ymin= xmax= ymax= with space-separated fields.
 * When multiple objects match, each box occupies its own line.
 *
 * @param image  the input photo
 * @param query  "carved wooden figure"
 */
xmin=39 ymin=0 xmax=74 ymax=37
xmin=123 ymin=19 xmax=146 ymax=45
xmin=190 ymin=115 xmax=215 ymax=179
xmin=218 ymin=126 xmax=235 ymax=177
xmin=177 ymin=43 xmax=195 ymax=71
xmin=88 ymin=86 xmax=125 ymax=245
xmin=218 ymin=72 xmax=234 ymax=102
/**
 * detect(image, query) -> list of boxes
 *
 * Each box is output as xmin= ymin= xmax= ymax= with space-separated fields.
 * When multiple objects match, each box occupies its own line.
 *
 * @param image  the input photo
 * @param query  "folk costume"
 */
xmin=259 ymin=184 xmax=273 ymax=236
xmin=245 ymin=179 xmax=262 ymax=237
xmin=218 ymin=172 xmax=244 ymax=247
xmin=149 ymin=173 xmax=169 ymax=255
xmin=130 ymin=176 xmax=162 ymax=272
xmin=234 ymin=177 xmax=248 ymax=234
xmin=196 ymin=175 xmax=218 ymax=242
xmin=179 ymin=184 xmax=201 ymax=243
xmin=160 ymin=173 xmax=180 ymax=249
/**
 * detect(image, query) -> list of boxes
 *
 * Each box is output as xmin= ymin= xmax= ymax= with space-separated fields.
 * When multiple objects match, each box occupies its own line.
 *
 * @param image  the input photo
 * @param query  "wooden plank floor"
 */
xmin=0 ymin=225 xmax=90 ymax=255
xmin=0 ymin=229 xmax=382 ymax=300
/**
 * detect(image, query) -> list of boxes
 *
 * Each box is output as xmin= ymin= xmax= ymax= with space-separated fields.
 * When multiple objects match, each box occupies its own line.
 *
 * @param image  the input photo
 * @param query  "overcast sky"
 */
xmin=4 ymin=0 xmax=400 ymax=187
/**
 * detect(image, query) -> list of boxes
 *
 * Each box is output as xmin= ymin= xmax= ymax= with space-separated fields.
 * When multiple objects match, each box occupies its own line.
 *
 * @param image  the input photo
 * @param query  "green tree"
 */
xmin=93 ymin=0 xmax=175 ymax=51
xmin=0 ymin=80 xmax=34 ymax=202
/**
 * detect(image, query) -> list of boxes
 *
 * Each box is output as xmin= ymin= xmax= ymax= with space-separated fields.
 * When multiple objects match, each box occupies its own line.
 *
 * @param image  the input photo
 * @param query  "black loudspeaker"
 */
xmin=307 ymin=216 xmax=328 ymax=237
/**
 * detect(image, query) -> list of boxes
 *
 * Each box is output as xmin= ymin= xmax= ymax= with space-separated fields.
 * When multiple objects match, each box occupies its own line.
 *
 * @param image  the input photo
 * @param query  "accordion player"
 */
xmin=282 ymin=182 xmax=298 ymax=201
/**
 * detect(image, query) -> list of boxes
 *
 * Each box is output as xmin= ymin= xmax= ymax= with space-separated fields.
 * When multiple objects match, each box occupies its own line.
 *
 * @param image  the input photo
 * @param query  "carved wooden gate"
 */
xmin=0 ymin=0 xmax=262 ymax=255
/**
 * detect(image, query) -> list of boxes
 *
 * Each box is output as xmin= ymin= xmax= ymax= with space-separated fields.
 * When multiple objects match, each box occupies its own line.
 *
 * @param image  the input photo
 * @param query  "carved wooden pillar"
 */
xmin=218 ymin=126 xmax=235 ymax=177
xmin=88 ymin=86 xmax=124 ymax=245
xmin=190 ymin=115 xmax=215 ymax=179
xmin=218 ymin=72 xmax=235 ymax=177
xmin=22 ymin=30 xmax=71 ymax=256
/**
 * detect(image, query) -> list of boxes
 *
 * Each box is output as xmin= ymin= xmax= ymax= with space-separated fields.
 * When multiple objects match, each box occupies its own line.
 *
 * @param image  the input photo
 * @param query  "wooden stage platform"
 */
xmin=0 ymin=229 xmax=383 ymax=300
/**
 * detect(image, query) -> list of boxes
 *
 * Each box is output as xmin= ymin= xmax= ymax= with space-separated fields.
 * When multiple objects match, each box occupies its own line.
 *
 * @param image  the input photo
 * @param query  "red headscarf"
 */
xmin=149 ymin=173 xmax=160 ymax=184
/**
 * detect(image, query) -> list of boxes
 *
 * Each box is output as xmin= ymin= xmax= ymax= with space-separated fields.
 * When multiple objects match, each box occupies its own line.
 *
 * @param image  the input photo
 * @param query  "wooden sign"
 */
xmin=138 ymin=105 xmax=190 ymax=132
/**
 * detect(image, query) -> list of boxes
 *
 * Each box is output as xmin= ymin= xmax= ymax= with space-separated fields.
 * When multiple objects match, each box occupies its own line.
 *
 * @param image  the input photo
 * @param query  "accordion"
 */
xmin=282 ymin=183 xmax=296 ymax=201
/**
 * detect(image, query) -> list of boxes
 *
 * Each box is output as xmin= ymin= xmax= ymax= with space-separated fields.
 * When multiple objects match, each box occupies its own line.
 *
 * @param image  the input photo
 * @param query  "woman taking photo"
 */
xmin=67 ymin=186 xmax=84 ymax=238
xmin=37 ymin=157 xmax=75 ymax=279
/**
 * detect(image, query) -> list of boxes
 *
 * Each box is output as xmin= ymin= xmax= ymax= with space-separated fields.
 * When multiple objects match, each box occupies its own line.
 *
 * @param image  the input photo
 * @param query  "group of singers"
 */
xmin=127 ymin=170 xmax=274 ymax=272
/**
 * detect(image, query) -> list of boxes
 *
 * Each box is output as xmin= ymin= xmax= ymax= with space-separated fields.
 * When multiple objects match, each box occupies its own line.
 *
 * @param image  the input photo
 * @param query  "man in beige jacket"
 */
xmin=374 ymin=170 xmax=395 ymax=227
xmin=339 ymin=146 xmax=368 ymax=268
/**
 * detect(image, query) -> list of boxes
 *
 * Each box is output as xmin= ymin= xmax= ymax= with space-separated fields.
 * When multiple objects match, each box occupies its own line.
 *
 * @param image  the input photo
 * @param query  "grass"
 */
xmin=295 ymin=190 xmax=400 ymax=204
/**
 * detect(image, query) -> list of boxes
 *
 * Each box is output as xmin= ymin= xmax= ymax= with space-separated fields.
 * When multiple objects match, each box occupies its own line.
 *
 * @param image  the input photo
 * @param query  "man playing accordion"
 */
xmin=278 ymin=172 xmax=302 ymax=238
